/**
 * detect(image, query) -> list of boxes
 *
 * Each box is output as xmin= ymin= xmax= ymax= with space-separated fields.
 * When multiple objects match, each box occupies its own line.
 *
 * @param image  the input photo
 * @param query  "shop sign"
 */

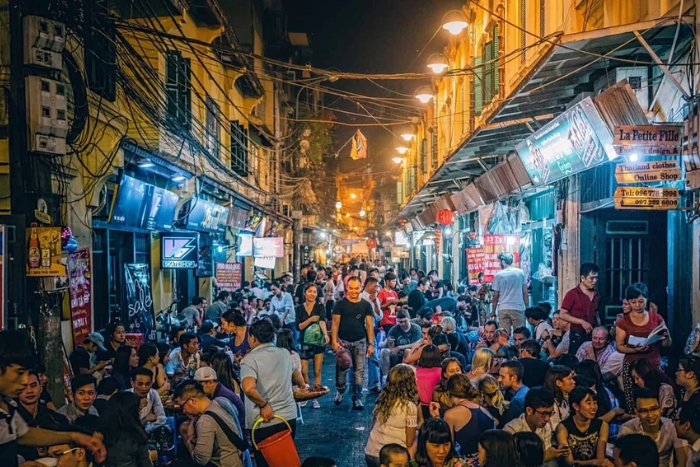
xmin=0 ymin=226 xmax=5 ymax=330
xmin=35 ymin=199 xmax=52 ymax=224
xmin=466 ymin=247 xmax=484 ymax=285
xmin=340 ymin=239 xmax=359 ymax=246
xmin=613 ymin=125 xmax=682 ymax=147
xmin=26 ymin=226 xmax=66 ymax=277
xmin=124 ymin=264 xmax=155 ymax=340
xmin=161 ymin=232 xmax=198 ymax=269
xmin=614 ymin=161 xmax=681 ymax=184
xmin=613 ymin=187 xmax=679 ymax=210
xmin=68 ymin=248 xmax=92 ymax=347
xmin=515 ymin=97 xmax=616 ymax=186
xmin=184 ymin=198 xmax=229 ymax=233
xmin=483 ymin=235 xmax=520 ymax=283
xmin=216 ymin=262 xmax=242 ymax=292
xmin=684 ymin=149 xmax=700 ymax=190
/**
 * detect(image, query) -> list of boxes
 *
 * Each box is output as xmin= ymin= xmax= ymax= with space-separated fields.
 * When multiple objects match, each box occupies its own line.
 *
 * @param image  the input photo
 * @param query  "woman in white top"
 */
xmin=365 ymin=364 xmax=419 ymax=467
xmin=544 ymin=365 xmax=576 ymax=431
xmin=525 ymin=306 xmax=554 ymax=341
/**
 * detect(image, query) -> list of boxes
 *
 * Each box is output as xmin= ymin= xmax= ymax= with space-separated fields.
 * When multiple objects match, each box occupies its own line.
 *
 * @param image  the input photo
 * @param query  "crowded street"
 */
xmin=3 ymin=0 xmax=700 ymax=467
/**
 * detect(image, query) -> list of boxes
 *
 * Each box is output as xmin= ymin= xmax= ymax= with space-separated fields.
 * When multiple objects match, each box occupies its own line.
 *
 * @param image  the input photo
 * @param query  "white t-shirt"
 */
xmin=365 ymin=401 xmax=418 ymax=457
xmin=619 ymin=418 xmax=686 ymax=467
xmin=492 ymin=267 xmax=527 ymax=312
xmin=535 ymin=321 xmax=554 ymax=340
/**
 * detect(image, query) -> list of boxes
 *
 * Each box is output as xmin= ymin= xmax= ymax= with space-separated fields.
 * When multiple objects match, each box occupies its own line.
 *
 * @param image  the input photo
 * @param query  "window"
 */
xmin=420 ymin=138 xmax=428 ymax=173
xmin=396 ymin=181 xmax=403 ymax=205
xmin=205 ymin=97 xmax=220 ymax=159
xmin=431 ymin=130 xmax=438 ymax=168
xmin=473 ymin=57 xmax=483 ymax=115
xmin=85 ymin=1 xmax=116 ymax=102
xmin=521 ymin=0 xmax=527 ymax=63
xmin=230 ymin=121 xmax=248 ymax=177
xmin=481 ymin=26 xmax=500 ymax=105
xmin=165 ymin=50 xmax=191 ymax=132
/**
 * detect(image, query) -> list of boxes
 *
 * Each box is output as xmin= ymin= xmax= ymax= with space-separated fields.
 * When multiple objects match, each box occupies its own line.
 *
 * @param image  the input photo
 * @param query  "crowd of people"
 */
xmin=1 ymin=255 xmax=700 ymax=467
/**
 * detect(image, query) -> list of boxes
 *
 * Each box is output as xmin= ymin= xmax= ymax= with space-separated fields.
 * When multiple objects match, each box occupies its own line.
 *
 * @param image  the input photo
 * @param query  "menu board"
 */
xmin=216 ymin=262 xmax=242 ymax=292
xmin=515 ymin=97 xmax=617 ymax=186
xmin=483 ymin=234 xmax=521 ymax=283
xmin=466 ymin=247 xmax=484 ymax=285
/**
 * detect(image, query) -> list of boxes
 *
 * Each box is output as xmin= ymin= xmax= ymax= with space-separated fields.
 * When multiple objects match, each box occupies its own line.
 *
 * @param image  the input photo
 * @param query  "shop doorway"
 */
xmin=584 ymin=209 xmax=668 ymax=325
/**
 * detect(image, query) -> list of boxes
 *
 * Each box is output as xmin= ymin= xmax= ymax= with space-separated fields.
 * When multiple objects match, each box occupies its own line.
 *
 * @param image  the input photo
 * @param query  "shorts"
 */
xmin=300 ymin=343 xmax=325 ymax=360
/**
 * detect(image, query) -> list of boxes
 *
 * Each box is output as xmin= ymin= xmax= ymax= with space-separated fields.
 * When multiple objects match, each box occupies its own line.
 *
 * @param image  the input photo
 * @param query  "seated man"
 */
xmin=57 ymin=374 xmax=99 ymax=423
xmin=512 ymin=326 xmax=531 ymax=351
xmin=127 ymin=367 xmax=166 ymax=434
xmin=613 ymin=434 xmax=661 ymax=467
xmin=46 ymin=427 xmax=97 ymax=467
xmin=380 ymin=310 xmax=421 ymax=376
xmin=195 ymin=367 xmax=245 ymax=422
xmin=198 ymin=321 xmax=228 ymax=353
xmin=518 ymin=340 xmax=550 ymax=388
xmin=497 ymin=360 xmax=529 ymax=428
xmin=618 ymin=388 xmax=687 ymax=467
xmin=166 ymin=332 xmax=201 ymax=380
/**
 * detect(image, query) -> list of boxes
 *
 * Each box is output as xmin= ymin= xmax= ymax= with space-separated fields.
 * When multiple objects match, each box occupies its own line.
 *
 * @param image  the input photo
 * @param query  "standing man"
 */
xmin=377 ymin=272 xmax=399 ymax=334
xmin=560 ymin=263 xmax=600 ymax=354
xmin=361 ymin=277 xmax=383 ymax=394
xmin=491 ymin=252 xmax=528 ymax=333
xmin=269 ymin=281 xmax=297 ymax=346
xmin=331 ymin=276 xmax=375 ymax=410
xmin=178 ymin=296 xmax=206 ymax=329
xmin=206 ymin=291 xmax=230 ymax=323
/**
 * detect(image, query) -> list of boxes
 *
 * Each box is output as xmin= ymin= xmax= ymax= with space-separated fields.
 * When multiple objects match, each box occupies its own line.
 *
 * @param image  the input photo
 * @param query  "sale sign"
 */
xmin=466 ymin=247 xmax=484 ymax=285
xmin=68 ymin=248 xmax=92 ymax=347
xmin=216 ymin=262 xmax=242 ymax=292
xmin=482 ymin=234 xmax=520 ymax=283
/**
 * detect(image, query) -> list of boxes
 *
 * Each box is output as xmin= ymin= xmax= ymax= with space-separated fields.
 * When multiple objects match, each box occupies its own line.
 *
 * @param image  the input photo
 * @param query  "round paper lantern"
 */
xmin=436 ymin=209 xmax=454 ymax=226
xmin=367 ymin=238 xmax=377 ymax=249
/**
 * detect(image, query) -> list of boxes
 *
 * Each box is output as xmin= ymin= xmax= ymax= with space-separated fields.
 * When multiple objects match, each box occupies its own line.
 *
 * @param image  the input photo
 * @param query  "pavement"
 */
xmin=294 ymin=353 xmax=376 ymax=466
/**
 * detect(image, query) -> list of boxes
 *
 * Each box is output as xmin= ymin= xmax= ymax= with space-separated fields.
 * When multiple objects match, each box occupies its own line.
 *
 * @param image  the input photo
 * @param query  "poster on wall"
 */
xmin=482 ymin=234 xmax=521 ymax=283
xmin=26 ymin=225 xmax=66 ymax=277
xmin=195 ymin=233 xmax=214 ymax=277
xmin=68 ymin=248 xmax=92 ymax=347
xmin=0 ymin=226 xmax=5 ymax=331
xmin=124 ymin=264 xmax=155 ymax=340
xmin=466 ymin=247 xmax=484 ymax=285
xmin=216 ymin=262 xmax=242 ymax=292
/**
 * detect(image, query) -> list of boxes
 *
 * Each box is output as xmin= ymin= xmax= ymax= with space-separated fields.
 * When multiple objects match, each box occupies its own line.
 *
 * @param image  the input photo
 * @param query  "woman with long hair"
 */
xmin=365 ymin=364 xmax=419 ymax=467
xmin=555 ymin=386 xmax=610 ymax=466
xmin=276 ymin=328 xmax=302 ymax=376
xmin=615 ymin=282 xmax=672 ymax=412
xmin=296 ymin=283 xmax=329 ymax=409
xmin=477 ymin=375 xmax=505 ymax=427
xmin=432 ymin=358 xmax=463 ymax=414
xmin=157 ymin=342 xmax=171 ymax=367
xmin=629 ymin=358 xmax=677 ymax=416
xmin=576 ymin=360 xmax=625 ymax=436
xmin=468 ymin=348 xmax=494 ymax=385
xmin=137 ymin=343 xmax=169 ymax=396
xmin=525 ymin=306 xmax=554 ymax=341
xmin=112 ymin=345 xmax=138 ymax=390
xmin=676 ymin=355 xmax=700 ymax=404
xmin=98 ymin=322 xmax=126 ymax=362
xmin=221 ymin=310 xmax=251 ymax=366
xmin=416 ymin=345 xmax=443 ymax=420
xmin=210 ymin=350 xmax=241 ymax=395
xmin=477 ymin=429 xmax=517 ymax=467
xmin=513 ymin=432 xmax=544 ymax=467
xmin=103 ymin=391 xmax=151 ymax=467
xmin=414 ymin=418 xmax=464 ymax=467
xmin=544 ymin=365 xmax=576 ymax=431
xmin=436 ymin=374 xmax=494 ymax=462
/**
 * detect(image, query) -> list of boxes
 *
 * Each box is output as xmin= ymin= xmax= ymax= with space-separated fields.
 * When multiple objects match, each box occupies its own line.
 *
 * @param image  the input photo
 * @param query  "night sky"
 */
xmin=283 ymin=0 xmax=461 ymax=182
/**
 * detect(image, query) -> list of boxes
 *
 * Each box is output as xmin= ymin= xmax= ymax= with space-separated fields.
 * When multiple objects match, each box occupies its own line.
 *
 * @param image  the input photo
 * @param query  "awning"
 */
xmin=394 ymin=16 xmax=692 ymax=223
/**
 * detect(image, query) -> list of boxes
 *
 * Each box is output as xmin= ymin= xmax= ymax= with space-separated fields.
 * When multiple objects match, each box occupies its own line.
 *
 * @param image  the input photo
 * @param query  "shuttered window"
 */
xmin=165 ymin=50 xmax=191 ymax=132
xmin=473 ymin=56 xmax=483 ymax=115
xmin=230 ymin=121 xmax=248 ymax=177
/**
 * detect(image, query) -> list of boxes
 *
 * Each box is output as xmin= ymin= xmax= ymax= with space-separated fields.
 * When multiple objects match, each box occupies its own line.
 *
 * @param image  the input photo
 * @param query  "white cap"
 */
xmin=194 ymin=367 xmax=218 ymax=382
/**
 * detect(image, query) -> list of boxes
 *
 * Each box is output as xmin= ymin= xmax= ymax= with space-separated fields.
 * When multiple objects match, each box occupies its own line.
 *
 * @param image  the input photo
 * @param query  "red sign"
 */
xmin=68 ymin=248 xmax=92 ymax=347
xmin=482 ymin=234 xmax=521 ymax=283
xmin=466 ymin=247 xmax=484 ymax=285
xmin=216 ymin=262 xmax=242 ymax=292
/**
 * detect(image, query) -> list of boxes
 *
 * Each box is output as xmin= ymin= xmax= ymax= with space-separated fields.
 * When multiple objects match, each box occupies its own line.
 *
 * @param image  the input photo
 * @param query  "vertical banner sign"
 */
xmin=482 ymin=234 xmax=521 ymax=283
xmin=215 ymin=262 xmax=242 ymax=292
xmin=124 ymin=264 xmax=155 ymax=340
xmin=68 ymin=248 xmax=92 ymax=347
xmin=466 ymin=247 xmax=485 ymax=285
xmin=0 ymin=225 xmax=5 ymax=331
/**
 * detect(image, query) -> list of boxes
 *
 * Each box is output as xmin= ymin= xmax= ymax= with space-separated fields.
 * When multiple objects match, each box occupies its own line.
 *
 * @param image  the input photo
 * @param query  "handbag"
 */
xmin=303 ymin=322 xmax=325 ymax=347
xmin=201 ymin=410 xmax=250 ymax=453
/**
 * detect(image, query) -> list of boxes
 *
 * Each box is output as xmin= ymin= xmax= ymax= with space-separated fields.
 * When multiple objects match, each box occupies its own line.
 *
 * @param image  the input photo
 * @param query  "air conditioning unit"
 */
xmin=594 ymin=67 xmax=649 ymax=112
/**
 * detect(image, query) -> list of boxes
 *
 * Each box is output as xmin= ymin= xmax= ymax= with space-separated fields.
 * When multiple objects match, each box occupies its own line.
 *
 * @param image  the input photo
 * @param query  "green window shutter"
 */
xmin=474 ymin=57 xmax=483 ymax=115
xmin=483 ymin=43 xmax=493 ymax=104
xmin=493 ymin=26 xmax=499 ymax=99
xmin=397 ymin=181 xmax=403 ymax=205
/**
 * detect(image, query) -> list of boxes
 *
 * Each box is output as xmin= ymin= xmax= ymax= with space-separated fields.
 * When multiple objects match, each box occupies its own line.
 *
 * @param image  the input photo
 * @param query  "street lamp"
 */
xmin=427 ymin=53 xmax=449 ymax=74
xmin=335 ymin=201 xmax=342 ymax=209
xmin=415 ymin=85 xmax=434 ymax=103
xmin=442 ymin=10 xmax=468 ymax=35
xmin=392 ymin=156 xmax=404 ymax=164
xmin=350 ymin=193 xmax=357 ymax=199
xmin=359 ymin=209 xmax=366 ymax=217
xmin=396 ymin=146 xmax=409 ymax=155
xmin=400 ymin=125 xmax=416 ymax=141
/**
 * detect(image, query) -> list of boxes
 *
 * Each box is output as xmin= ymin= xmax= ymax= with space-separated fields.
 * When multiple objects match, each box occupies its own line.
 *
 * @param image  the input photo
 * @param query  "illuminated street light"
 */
xmin=359 ymin=209 xmax=366 ymax=217
xmin=392 ymin=157 xmax=404 ymax=164
xmin=427 ymin=53 xmax=449 ymax=74
xmin=319 ymin=232 xmax=327 ymax=239
xmin=350 ymin=193 xmax=357 ymax=199
xmin=400 ymin=126 xmax=416 ymax=141
xmin=335 ymin=201 xmax=342 ymax=209
xmin=442 ymin=10 xmax=468 ymax=35
xmin=415 ymin=85 xmax=434 ymax=103
xmin=396 ymin=146 xmax=409 ymax=155
xmin=445 ymin=227 xmax=452 ymax=236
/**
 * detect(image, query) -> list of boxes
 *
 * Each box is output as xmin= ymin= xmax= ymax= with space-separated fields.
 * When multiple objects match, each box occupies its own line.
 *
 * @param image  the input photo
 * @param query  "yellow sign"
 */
xmin=615 ymin=161 xmax=681 ymax=184
xmin=613 ymin=125 xmax=682 ymax=146
xmin=26 ymin=226 xmax=66 ymax=277
xmin=614 ymin=187 xmax=679 ymax=210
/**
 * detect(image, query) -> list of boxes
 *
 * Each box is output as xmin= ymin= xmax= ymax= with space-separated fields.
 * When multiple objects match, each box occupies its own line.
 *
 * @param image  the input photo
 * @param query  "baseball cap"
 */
xmin=84 ymin=332 xmax=106 ymax=351
xmin=194 ymin=367 xmax=218 ymax=382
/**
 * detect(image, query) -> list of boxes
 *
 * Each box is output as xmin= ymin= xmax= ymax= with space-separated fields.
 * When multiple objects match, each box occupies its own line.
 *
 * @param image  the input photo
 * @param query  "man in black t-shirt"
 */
xmin=331 ymin=276 xmax=375 ymax=411
xmin=69 ymin=332 xmax=110 ymax=376
xmin=518 ymin=339 xmax=550 ymax=388
xmin=407 ymin=279 xmax=427 ymax=319
xmin=380 ymin=310 xmax=421 ymax=376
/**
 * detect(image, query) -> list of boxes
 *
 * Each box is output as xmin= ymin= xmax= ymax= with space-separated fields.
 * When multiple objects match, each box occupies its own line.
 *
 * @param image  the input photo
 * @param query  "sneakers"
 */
xmin=334 ymin=391 xmax=344 ymax=406
xmin=298 ymin=400 xmax=308 ymax=408
xmin=312 ymin=399 xmax=321 ymax=409
xmin=368 ymin=385 xmax=381 ymax=395
xmin=352 ymin=399 xmax=364 ymax=411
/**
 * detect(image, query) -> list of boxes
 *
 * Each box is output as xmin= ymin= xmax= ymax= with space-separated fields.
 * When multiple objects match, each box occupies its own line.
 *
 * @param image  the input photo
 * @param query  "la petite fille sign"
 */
xmin=614 ymin=125 xmax=681 ymax=147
